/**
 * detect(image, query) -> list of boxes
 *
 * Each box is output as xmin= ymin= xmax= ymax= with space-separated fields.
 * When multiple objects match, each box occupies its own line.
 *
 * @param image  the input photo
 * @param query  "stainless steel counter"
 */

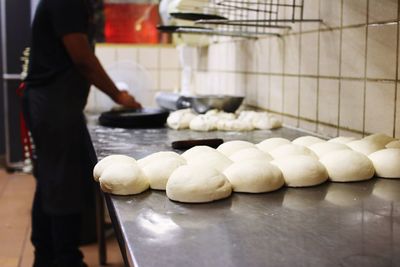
xmin=88 ymin=124 xmax=400 ymax=267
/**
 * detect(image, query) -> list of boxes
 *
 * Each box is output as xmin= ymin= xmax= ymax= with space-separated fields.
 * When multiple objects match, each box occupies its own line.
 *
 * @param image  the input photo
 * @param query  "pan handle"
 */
xmin=177 ymin=96 xmax=192 ymax=109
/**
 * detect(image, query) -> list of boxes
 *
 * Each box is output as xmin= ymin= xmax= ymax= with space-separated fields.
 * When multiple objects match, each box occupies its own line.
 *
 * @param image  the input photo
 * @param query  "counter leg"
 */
xmin=96 ymin=184 xmax=107 ymax=266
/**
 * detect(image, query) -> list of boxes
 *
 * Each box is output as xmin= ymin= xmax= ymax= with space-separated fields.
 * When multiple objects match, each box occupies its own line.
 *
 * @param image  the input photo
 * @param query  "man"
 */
xmin=23 ymin=0 xmax=141 ymax=266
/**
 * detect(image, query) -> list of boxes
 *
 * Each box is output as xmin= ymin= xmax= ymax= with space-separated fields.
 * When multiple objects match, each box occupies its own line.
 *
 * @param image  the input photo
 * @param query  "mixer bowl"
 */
xmin=188 ymin=95 xmax=245 ymax=114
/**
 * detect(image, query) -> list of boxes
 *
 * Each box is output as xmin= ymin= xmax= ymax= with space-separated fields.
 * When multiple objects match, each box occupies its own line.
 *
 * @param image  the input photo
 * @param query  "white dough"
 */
xmin=186 ymin=150 xmax=233 ymax=172
xmin=363 ymin=133 xmax=396 ymax=146
xmin=347 ymin=139 xmax=384 ymax=155
xmin=181 ymin=145 xmax=217 ymax=160
xmin=99 ymin=162 xmax=149 ymax=195
xmin=217 ymin=140 xmax=256 ymax=157
xmin=138 ymin=152 xmax=187 ymax=190
xmin=167 ymin=109 xmax=196 ymax=130
xmin=93 ymin=155 xmax=136 ymax=181
xmin=229 ymin=148 xmax=273 ymax=162
xmin=223 ymin=160 xmax=284 ymax=193
xmin=189 ymin=115 xmax=218 ymax=131
xmin=328 ymin=136 xmax=358 ymax=144
xmin=385 ymin=140 xmax=400 ymax=149
xmin=320 ymin=150 xmax=375 ymax=182
xmin=308 ymin=142 xmax=350 ymax=158
xmin=269 ymin=144 xmax=318 ymax=159
xmin=368 ymin=149 xmax=400 ymax=178
xmin=166 ymin=164 xmax=232 ymax=203
xmin=256 ymin=137 xmax=291 ymax=153
xmin=216 ymin=119 xmax=254 ymax=131
xmin=292 ymin=136 xmax=325 ymax=147
xmin=138 ymin=151 xmax=184 ymax=167
xmin=271 ymin=155 xmax=328 ymax=187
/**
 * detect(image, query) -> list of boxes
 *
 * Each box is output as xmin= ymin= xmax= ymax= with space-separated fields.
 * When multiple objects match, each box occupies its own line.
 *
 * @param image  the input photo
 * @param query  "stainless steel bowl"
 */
xmin=188 ymin=95 xmax=244 ymax=114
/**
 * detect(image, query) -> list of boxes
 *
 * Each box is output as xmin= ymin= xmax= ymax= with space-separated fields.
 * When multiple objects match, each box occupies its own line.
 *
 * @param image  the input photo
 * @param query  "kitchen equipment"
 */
xmin=172 ymin=138 xmax=224 ymax=150
xmin=170 ymin=12 xmax=227 ymax=21
xmin=155 ymin=92 xmax=244 ymax=114
xmin=98 ymin=108 xmax=169 ymax=128
xmin=156 ymin=25 xmax=212 ymax=33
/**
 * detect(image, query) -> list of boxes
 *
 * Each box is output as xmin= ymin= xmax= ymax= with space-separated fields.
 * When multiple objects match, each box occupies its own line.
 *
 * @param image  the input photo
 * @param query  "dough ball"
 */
xmin=189 ymin=115 xmax=218 ymax=131
xmin=181 ymin=145 xmax=217 ymax=160
xmin=256 ymin=137 xmax=291 ymax=153
xmin=217 ymin=140 xmax=256 ymax=157
xmin=363 ymin=133 xmax=396 ymax=146
xmin=166 ymin=164 xmax=232 ymax=203
xmin=347 ymin=140 xmax=384 ymax=155
xmin=271 ymin=155 xmax=328 ymax=187
xmin=325 ymin=183 xmax=372 ymax=207
xmin=99 ymin=162 xmax=149 ymax=195
xmin=320 ymin=150 xmax=375 ymax=182
xmin=385 ymin=140 xmax=400 ymax=149
xmin=138 ymin=152 xmax=187 ymax=190
xmin=269 ymin=144 xmax=318 ymax=160
xmin=186 ymin=150 xmax=233 ymax=172
xmin=372 ymin=179 xmax=400 ymax=202
xmin=93 ymin=154 xmax=136 ymax=181
xmin=167 ymin=109 xmax=196 ymax=130
xmin=217 ymin=119 xmax=254 ymax=132
xmin=206 ymin=109 xmax=236 ymax=120
xmin=328 ymin=136 xmax=358 ymax=144
xmin=308 ymin=142 xmax=350 ymax=158
xmin=223 ymin=160 xmax=284 ymax=193
xmin=229 ymin=148 xmax=273 ymax=162
xmin=368 ymin=149 xmax=400 ymax=178
xmin=292 ymin=136 xmax=325 ymax=147
xmin=138 ymin=151 xmax=184 ymax=167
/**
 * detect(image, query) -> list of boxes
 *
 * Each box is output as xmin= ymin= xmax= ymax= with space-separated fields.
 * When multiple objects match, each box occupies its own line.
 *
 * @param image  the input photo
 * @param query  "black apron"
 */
xmin=23 ymin=68 xmax=97 ymax=216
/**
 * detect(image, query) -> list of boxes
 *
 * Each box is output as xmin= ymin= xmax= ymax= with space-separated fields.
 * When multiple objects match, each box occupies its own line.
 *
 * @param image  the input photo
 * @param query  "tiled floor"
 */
xmin=0 ymin=169 xmax=124 ymax=267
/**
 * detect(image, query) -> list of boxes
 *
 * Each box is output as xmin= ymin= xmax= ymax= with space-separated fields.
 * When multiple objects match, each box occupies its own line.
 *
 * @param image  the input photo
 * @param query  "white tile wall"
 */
xmin=270 ymin=76 xmax=284 ymax=113
xmin=365 ymin=82 xmax=395 ymax=135
xmin=341 ymin=27 xmax=366 ymax=78
xmin=256 ymin=38 xmax=270 ymax=73
xmin=283 ymin=77 xmax=299 ymax=116
xmin=284 ymin=35 xmax=300 ymax=75
xmin=366 ymin=24 xmax=397 ymax=80
xmin=257 ymin=75 xmax=270 ymax=109
xmin=318 ymin=78 xmax=339 ymax=125
xmin=138 ymin=47 xmax=160 ymax=70
xmin=339 ymin=80 xmax=364 ymax=132
xmin=270 ymin=38 xmax=284 ymax=74
xmin=396 ymin=85 xmax=400 ymax=138
xmin=300 ymin=32 xmax=319 ymax=75
xmin=160 ymin=47 xmax=180 ymax=69
xmin=320 ymin=0 xmax=342 ymax=28
xmin=302 ymin=0 xmax=320 ymax=32
xmin=299 ymin=78 xmax=318 ymax=120
xmin=319 ymin=30 xmax=340 ymax=77
xmin=95 ymin=46 xmax=116 ymax=67
xmin=368 ymin=0 xmax=398 ymax=23
xmin=116 ymin=47 xmax=138 ymax=63
xmin=342 ymin=0 xmax=367 ymax=26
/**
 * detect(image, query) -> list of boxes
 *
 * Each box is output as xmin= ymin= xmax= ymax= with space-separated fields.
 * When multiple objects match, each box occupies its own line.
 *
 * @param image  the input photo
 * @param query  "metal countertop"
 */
xmin=88 ymin=124 xmax=400 ymax=267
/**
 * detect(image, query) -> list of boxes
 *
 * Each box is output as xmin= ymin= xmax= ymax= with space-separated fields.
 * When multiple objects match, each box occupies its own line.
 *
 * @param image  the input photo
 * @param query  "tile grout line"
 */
xmin=393 ymin=0 xmax=400 ymax=138
xmin=362 ymin=0 xmax=370 ymax=137
xmin=337 ymin=0 xmax=344 ymax=136
xmin=316 ymin=0 xmax=321 ymax=134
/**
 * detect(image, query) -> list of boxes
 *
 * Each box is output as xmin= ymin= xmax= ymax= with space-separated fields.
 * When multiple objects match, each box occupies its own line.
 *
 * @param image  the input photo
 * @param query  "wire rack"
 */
xmin=170 ymin=0 xmax=321 ymax=38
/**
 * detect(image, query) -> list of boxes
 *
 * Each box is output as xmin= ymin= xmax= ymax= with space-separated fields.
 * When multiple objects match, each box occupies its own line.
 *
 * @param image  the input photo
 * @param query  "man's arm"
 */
xmin=62 ymin=33 xmax=142 ymax=109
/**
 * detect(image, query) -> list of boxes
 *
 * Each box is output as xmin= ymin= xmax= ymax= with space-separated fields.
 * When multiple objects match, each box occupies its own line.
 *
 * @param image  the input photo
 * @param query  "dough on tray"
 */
xmin=167 ymin=109 xmax=196 ymax=130
xmin=363 ymin=133 xmax=396 ymax=146
xmin=217 ymin=140 xmax=256 ymax=157
xmin=320 ymin=150 xmax=375 ymax=182
xmin=271 ymin=155 xmax=328 ymax=187
xmin=99 ymin=162 xmax=149 ymax=195
xmin=181 ymin=145 xmax=217 ymax=160
xmin=308 ymin=142 xmax=350 ymax=158
xmin=93 ymin=154 xmax=136 ymax=181
xmin=327 ymin=136 xmax=358 ymax=144
xmin=189 ymin=115 xmax=218 ymax=131
xmin=346 ymin=139 xmax=384 ymax=155
xmin=269 ymin=144 xmax=318 ymax=159
xmin=368 ymin=149 xmax=400 ymax=178
xmin=386 ymin=140 xmax=400 ymax=149
xmin=166 ymin=164 xmax=232 ymax=203
xmin=138 ymin=152 xmax=187 ymax=190
xmin=186 ymin=150 xmax=233 ymax=172
xmin=256 ymin=137 xmax=291 ymax=153
xmin=223 ymin=160 xmax=284 ymax=193
xmin=229 ymin=147 xmax=273 ymax=162
xmin=292 ymin=136 xmax=325 ymax=147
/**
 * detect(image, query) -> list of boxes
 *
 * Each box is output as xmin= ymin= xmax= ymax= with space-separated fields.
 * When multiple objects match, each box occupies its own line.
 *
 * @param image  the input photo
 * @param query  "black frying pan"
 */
xmin=170 ymin=12 xmax=227 ymax=21
xmin=99 ymin=108 xmax=170 ymax=128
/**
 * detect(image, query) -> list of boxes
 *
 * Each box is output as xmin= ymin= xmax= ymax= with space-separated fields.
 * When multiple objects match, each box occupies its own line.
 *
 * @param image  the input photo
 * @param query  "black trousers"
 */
xmin=31 ymin=186 xmax=85 ymax=267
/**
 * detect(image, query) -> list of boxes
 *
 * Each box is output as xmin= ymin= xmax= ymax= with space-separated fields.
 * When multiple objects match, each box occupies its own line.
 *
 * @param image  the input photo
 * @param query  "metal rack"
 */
xmin=168 ymin=0 xmax=322 ymax=38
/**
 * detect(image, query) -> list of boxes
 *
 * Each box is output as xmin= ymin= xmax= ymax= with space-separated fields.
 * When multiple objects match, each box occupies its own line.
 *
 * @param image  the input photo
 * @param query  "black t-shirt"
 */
xmin=26 ymin=0 xmax=94 ymax=86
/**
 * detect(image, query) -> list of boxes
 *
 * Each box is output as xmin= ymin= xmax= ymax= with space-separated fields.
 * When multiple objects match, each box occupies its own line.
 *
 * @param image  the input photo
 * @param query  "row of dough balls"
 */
xmin=92 ymin=133 xmax=400 ymax=203
xmin=167 ymin=109 xmax=282 ymax=131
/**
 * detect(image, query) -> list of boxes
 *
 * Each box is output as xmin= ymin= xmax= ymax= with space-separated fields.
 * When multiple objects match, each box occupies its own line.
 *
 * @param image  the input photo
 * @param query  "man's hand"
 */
xmin=114 ymin=90 xmax=143 ymax=109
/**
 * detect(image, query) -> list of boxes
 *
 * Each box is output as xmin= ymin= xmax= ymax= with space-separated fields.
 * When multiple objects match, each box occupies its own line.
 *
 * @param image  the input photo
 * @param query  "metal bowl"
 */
xmin=189 ymin=95 xmax=244 ymax=114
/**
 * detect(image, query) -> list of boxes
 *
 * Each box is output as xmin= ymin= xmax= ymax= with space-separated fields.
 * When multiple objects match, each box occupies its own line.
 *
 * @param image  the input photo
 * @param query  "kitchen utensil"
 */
xmin=172 ymin=138 xmax=224 ymax=150
xmin=99 ymin=108 xmax=169 ymax=128
xmin=156 ymin=25 xmax=211 ymax=33
xmin=170 ymin=12 xmax=227 ymax=21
